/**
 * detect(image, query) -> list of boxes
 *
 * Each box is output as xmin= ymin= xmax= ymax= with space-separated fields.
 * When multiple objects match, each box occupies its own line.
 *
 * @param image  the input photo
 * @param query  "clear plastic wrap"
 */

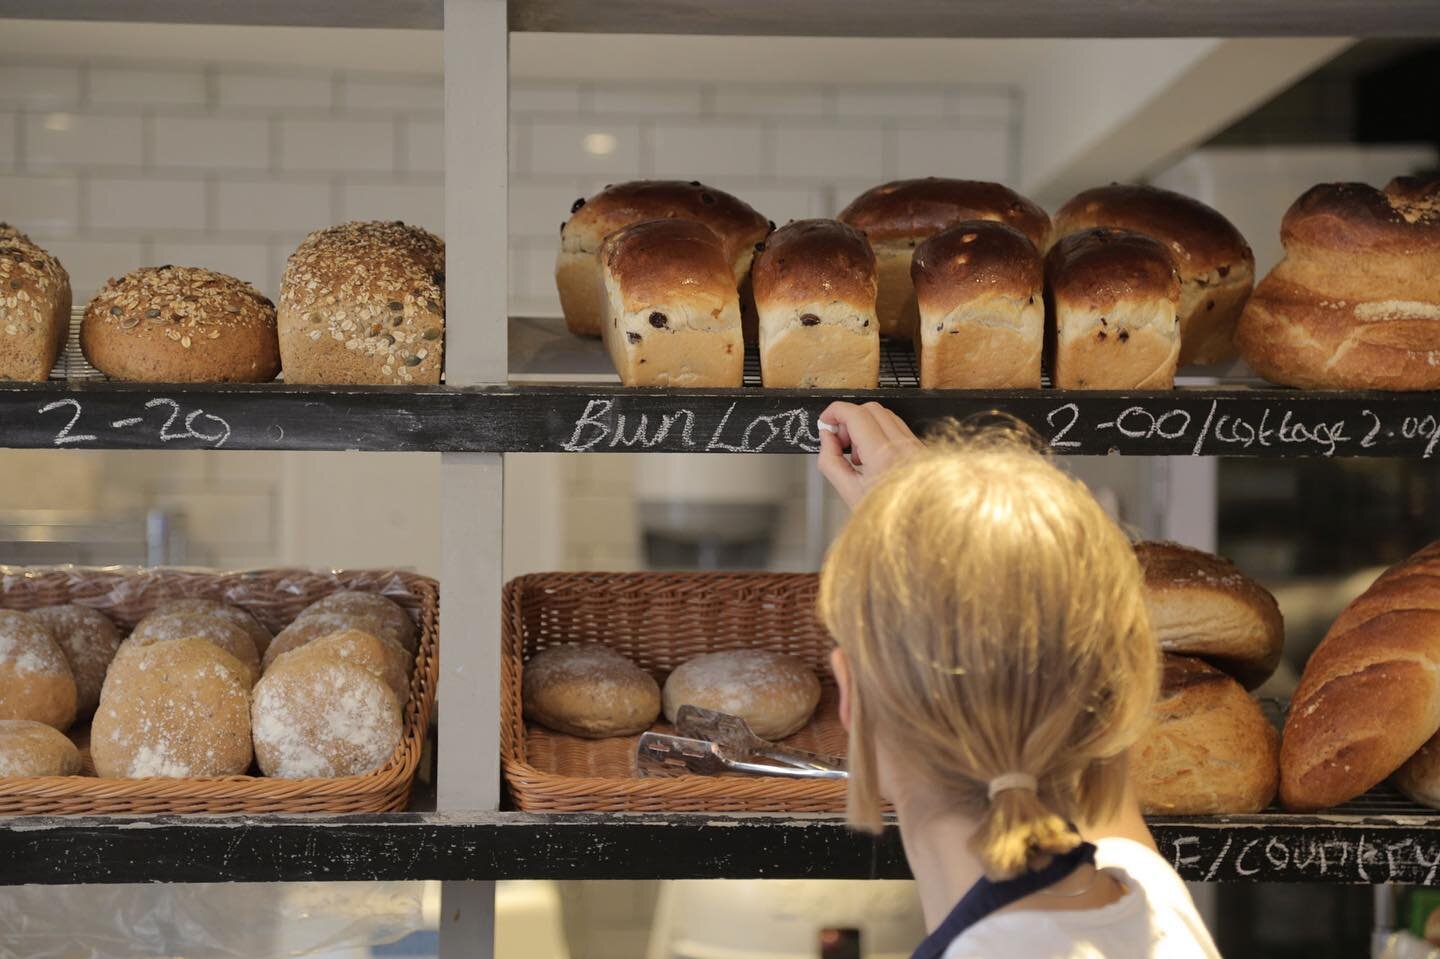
xmin=0 ymin=882 xmax=424 ymax=959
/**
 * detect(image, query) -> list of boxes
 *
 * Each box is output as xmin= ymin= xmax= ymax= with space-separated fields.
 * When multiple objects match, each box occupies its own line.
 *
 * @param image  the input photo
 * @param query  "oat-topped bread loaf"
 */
xmin=82 ymin=265 xmax=278 ymax=382
xmin=1132 ymin=654 xmax=1279 ymax=815
xmin=838 ymin=178 xmax=1050 ymax=340
xmin=1237 ymin=176 xmax=1440 ymax=390
xmin=0 ymin=224 xmax=71 ymax=381
xmin=557 ymin=180 xmax=770 ymax=338
xmin=1045 ymin=227 xmax=1181 ymax=389
xmin=911 ymin=220 xmax=1044 ymax=389
xmin=1135 ymin=540 xmax=1284 ymax=690
xmin=1280 ymin=540 xmax=1440 ymax=810
xmin=599 ymin=218 xmax=744 ymax=387
xmin=1052 ymin=184 xmax=1253 ymax=366
xmin=279 ymin=220 xmax=444 ymax=385
xmin=752 ymin=219 xmax=878 ymax=389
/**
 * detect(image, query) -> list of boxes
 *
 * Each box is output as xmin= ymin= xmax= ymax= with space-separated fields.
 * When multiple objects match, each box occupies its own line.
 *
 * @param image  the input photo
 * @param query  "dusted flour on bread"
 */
xmin=252 ymin=658 xmax=402 ymax=778
xmin=0 ymin=609 xmax=78 ymax=731
xmin=29 ymin=604 xmax=121 ymax=718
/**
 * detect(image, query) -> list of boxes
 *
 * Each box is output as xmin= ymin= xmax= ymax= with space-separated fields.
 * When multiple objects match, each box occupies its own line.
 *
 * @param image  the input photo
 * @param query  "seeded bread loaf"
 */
xmin=1236 ymin=176 xmax=1440 ymax=390
xmin=279 ymin=220 xmax=445 ymax=385
xmin=599 ymin=218 xmax=744 ymax=387
xmin=81 ymin=266 xmax=278 ymax=382
xmin=911 ymin=220 xmax=1044 ymax=389
xmin=558 ymin=180 xmax=770 ymax=338
xmin=1045 ymin=228 xmax=1181 ymax=389
xmin=753 ymin=219 xmax=879 ymax=389
xmin=1052 ymin=184 xmax=1253 ymax=366
xmin=0 ymin=224 xmax=71 ymax=381
xmin=838 ymin=178 xmax=1050 ymax=340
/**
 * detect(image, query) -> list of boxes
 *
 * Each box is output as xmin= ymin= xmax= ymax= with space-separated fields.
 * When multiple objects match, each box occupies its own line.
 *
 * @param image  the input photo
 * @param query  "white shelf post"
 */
xmin=439 ymin=1 xmax=509 ymax=957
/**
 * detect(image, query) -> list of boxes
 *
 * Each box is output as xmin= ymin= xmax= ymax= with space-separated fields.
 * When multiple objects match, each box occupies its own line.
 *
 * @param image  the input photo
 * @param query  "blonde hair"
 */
xmin=817 ymin=422 xmax=1158 ymax=880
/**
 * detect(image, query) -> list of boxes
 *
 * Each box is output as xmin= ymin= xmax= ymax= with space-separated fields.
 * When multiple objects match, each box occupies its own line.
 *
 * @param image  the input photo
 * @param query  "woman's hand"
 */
xmin=816 ymin=401 xmax=924 ymax=508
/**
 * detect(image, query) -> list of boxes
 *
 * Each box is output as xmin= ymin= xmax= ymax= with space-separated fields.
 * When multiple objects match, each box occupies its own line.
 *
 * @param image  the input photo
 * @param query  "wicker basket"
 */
xmin=502 ymin=571 xmax=850 ymax=813
xmin=0 ymin=566 xmax=438 ymax=815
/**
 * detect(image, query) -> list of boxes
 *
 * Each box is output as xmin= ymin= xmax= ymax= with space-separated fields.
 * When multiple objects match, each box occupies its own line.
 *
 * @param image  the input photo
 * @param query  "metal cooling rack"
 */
xmin=741 ymin=337 xmax=920 ymax=388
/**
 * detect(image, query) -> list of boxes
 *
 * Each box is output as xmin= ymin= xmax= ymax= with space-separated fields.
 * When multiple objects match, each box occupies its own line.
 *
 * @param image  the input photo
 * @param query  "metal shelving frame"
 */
xmin=4 ymin=3 xmax=1440 ymax=957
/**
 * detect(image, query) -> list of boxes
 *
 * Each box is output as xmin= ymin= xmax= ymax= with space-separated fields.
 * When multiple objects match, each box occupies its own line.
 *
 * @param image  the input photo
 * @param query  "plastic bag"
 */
xmin=0 ymin=882 xmax=424 ymax=959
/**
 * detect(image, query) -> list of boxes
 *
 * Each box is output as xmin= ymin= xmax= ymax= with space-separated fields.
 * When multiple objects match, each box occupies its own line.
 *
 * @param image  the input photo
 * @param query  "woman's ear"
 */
xmin=831 ymin=647 xmax=853 ymax=732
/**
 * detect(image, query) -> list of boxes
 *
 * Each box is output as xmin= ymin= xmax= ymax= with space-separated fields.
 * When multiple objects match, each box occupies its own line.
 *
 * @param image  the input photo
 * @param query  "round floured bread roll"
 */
xmin=81 ymin=265 xmax=279 ymax=383
xmin=252 ymin=644 xmax=403 ymax=778
xmin=118 ymin=610 xmax=260 ymax=686
xmin=663 ymin=650 xmax=821 ymax=740
xmin=297 ymin=591 xmax=417 ymax=654
xmin=523 ymin=644 xmax=661 ymax=738
xmin=268 ymin=629 xmax=410 ymax=704
xmin=263 ymin=611 xmax=415 ymax=672
xmin=28 ymin=604 xmax=119 ymax=718
xmin=92 ymin=637 xmax=253 ymax=778
xmin=150 ymin=598 xmax=273 ymax=657
xmin=0 ymin=609 xmax=77 ymax=731
xmin=1135 ymin=540 xmax=1284 ymax=690
xmin=0 ymin=719 xmax=82 ymax=777
xmin=1051 ymin=184 xmax=1254 ymax=366
xmin=1132 ymin=655 xmax=1279 ymax=814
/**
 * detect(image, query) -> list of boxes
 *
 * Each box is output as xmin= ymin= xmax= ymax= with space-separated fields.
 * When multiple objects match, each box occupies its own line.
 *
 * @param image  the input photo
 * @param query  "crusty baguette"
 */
xmin=1281 ymin=542 xmax=1440 ymax=810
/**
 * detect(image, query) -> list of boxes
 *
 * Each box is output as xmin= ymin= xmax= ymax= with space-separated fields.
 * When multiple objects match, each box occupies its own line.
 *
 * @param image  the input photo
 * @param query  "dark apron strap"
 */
xmin=909 ymin=841 xmax=1098 ymax=959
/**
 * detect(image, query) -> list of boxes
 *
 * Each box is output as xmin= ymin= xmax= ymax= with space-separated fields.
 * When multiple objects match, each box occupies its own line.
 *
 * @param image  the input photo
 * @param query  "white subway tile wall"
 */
xmin=0 ymin=56 xmax=1019 ymax=313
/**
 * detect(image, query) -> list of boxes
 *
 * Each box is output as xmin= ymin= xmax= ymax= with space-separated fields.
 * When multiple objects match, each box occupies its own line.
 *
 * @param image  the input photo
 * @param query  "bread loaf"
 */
xmin=752 ymin=219 xmax=879 ymax=389
xmin=523 ymin=644 xmax=661 ymax=738
xmin=1133 ymin=655 xmax=1279 ymax=814
xmin=278 ymin=220 xmax=444 ymax=385
xmin=1135 ymin=541 xmax=1283 ymax=690
xmin=1052 ymin=184 xmax=1253 ymax=365
xmin=28 ymin=604 xmax=120 ymax=718
xmin=1237 ymin=177 xmax=1440 ymax=390
xmin=252 ymin=639 xmax=403 ymax=778
xmin=662 ymin=650 xmax=820 ymax=740
xmin=598 ymin=218 xmax=743 ymax=387
xmin=557 ymin=180 xmax=769 ymax=338
xmin=92 ymin=637 xmax=253 ymax=778
xmin=82 ymin=265 xmax=279 ymax=382
xmin=1280 ymin=542 xmax=1440 ymax=810
xmin=150 ymin=598 xmax=272 ymax=657
xmin=119 ymin=610 xmax=260 ymax=686
xmin=911 ymin=221 xmax=1044 ymax=389
xmin=0 ymin=224 xmax=70 ymax=381
xmin=271 ymin=629 xmax=410 ymax=704
xmin=297 ymin=591 xmax=417 ymax=654
xmin=837 ymin=178 xmax=1050 ymax=340
xmin=0 ymin=609 xmax=77 ymax=731
xmin=0 ymin=719 xmax=82 ymax=777
xmin=1045 ymin=228 xmax=1181 ymax=389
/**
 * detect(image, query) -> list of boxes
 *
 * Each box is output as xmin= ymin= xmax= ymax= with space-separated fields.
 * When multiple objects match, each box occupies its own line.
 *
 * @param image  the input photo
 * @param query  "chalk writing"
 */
xmin=562 ymin=399 xmax=821 ymax=453
xmin=1165 ymin=831 xmax=1440 ymax=883
xmin=38 ymin=396 xmax=231 ymax=449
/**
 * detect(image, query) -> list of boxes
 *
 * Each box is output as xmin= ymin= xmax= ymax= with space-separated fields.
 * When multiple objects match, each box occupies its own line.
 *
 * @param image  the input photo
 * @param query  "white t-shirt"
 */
xmin=941 ymin=838 xmax=1221 ymax=959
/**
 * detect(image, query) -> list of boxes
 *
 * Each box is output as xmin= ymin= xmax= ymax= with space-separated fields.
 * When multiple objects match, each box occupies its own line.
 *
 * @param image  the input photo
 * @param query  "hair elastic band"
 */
xmin=987 ymin=772 xmax=1038 ymax=800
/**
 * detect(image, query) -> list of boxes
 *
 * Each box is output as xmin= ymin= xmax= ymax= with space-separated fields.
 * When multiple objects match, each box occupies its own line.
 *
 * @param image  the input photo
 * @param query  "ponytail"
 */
xmin=968 ymin=779 xmax=1080 ymax=880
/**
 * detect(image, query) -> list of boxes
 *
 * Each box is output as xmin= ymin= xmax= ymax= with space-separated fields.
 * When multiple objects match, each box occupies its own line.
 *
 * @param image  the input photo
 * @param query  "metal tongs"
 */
xmin=636 ymin=705 xmax=848 ymax=780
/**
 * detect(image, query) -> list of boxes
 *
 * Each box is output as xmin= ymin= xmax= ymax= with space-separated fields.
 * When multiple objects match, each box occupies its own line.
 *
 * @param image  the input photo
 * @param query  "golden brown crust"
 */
xmin=0 ymin=224 xmax=71 ymax=381
xmin=912 ymin=220 xmax=1043 ymax=315
xmin=837 ymin=178 xmax=1050 ymax=249
xmin=1045 ymin=227 xmax=1180 ymax=310
xmin=1281 ymin=597 xmax=1440 ymax=811
xmin=562 ymin=180 xmax=770 ymax=264
xmin=1052 ymin=184 xmax=1252 ymax=279
xmin=1281 ymin=180 xmax=1440 ymax=258
xmin=278 ymin=220 xmax=444 ymax=385
xmin=601 ymin=218 xmax=736 ymax=313
xmin=82 ymin=266 xmax=278 ymax=383
xmin=1135 ymin=540 xmax=1284 ymax=690
xmin=1133 ymin=654 xmax=1279 ymax=814
xmin=752 ymin=218 xmax=876 ymax=312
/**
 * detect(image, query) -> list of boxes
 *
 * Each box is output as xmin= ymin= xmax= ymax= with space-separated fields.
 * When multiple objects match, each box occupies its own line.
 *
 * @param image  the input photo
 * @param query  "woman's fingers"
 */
xmin=817 ymin=428 xmax=864 ymax=507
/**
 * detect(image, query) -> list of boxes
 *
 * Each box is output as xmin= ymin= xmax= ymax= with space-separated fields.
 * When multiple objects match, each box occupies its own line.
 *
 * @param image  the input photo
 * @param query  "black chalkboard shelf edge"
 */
xmin=3 ymin=381 xmax=1440 ymax=457
xmin=2 ymin=807 xmax=1440 ymax=885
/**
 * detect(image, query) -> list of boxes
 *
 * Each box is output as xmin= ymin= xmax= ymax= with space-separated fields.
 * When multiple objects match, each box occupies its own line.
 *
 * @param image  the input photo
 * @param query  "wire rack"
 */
xmin=48 ymin=308 xmax=105 ymax=383
xmin=741 ymin=337 xmax=921 ymax=388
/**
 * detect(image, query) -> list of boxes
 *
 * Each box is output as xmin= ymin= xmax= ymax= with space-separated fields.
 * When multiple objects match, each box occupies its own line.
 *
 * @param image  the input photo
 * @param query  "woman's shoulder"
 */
xmin=942 ymin=839 xmax=1221 ymax=959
